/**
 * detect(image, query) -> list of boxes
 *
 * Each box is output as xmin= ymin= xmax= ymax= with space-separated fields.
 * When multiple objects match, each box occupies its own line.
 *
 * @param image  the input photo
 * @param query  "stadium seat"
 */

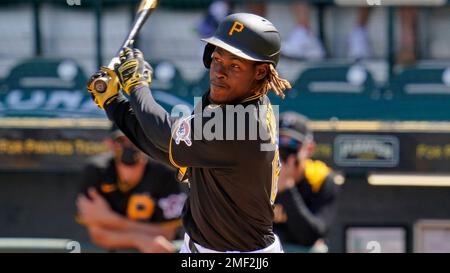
xmin=148 ymin=60 xmax=193 ymax=113
xmin=269 ymin=64 xmax=381 ymax=120
xmin=150 ymin=60 xmax=190 ymax=97
xmin=4 ymin=58 xmax=88 ymax=90
xmin=390 ymin=66 xmax=450 ymax=97
xmin=189 ymin=69 xmax=209 ymax=97
xmin=0 ymin=58 xmax=104 ymax=118
xmin=387 ymin=66 xmax=450 ymax=120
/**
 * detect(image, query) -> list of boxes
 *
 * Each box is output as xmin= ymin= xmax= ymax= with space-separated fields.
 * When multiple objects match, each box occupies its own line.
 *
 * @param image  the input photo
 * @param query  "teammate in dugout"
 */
xmin=76 ymin=126 xmax=187 ymax=252
xmin=275 ymin=112 xmax=342 ymax=252
xmin=87 ymin=13 xmax=291 ymax=253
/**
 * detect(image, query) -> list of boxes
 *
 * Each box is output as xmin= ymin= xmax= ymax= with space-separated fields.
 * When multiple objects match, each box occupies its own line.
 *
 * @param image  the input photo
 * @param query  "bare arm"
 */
xmin=87 ymin=226 xmax=175 ymax=253
xmin=77 ymin=188 xmax=181 ymax=240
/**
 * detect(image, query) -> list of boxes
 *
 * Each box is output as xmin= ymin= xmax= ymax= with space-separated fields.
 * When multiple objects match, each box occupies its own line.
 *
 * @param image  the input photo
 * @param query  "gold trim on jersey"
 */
xmin=169 ymin=134 xmax=188 ymax=182
xmin=240 ymin=93 xmax=263 ymax=103
xmin=100 ymin=183 xmax=117 ymax=193
xmin=169 ymin=134 xmax=183 ymax=169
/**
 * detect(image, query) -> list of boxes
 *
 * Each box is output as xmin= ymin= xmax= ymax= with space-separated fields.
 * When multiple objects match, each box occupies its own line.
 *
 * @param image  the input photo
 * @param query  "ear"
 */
xmin=255 ymin=63 xmax=269 ymax=81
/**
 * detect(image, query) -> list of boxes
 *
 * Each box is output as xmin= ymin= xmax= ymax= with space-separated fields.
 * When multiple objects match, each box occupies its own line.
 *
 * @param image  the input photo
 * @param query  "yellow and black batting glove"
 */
xmin=86 ymin=67 xmax=120 ymax=109
xmin=114 ymin=47 xmax=153 ymax=95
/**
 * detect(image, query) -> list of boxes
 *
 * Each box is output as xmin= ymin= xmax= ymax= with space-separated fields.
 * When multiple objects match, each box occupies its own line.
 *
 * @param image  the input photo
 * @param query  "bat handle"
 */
xmin=92 ymin=77 xmax=109 ymax=93
xmin=92 ymin=57 xmax=120 ymax=93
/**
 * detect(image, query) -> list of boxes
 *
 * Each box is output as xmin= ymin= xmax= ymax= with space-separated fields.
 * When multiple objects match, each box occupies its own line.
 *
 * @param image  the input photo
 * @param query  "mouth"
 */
xmin=210 ymin=81 xmax=229 ymax=89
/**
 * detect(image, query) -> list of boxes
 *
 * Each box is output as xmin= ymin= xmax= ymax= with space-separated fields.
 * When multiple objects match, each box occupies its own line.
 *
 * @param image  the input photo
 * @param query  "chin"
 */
xmin=210 ymin=89 xmax=229 ymax=104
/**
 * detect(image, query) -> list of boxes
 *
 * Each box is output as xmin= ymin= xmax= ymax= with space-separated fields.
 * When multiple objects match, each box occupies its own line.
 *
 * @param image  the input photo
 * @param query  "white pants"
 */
xmin=179 ymin=233 xmax=284 ymax=253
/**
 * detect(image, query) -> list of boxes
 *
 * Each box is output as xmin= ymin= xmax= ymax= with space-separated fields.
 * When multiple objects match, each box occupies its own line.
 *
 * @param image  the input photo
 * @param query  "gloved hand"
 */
xmin=114 ymin=47 xmax=153 ymax=95
xmin=86 ymin=67 xmax=120 ymax=109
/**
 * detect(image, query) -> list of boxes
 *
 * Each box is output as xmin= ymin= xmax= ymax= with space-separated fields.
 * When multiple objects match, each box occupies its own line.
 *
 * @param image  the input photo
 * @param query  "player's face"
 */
xmin=113 ymin=136 xmax=145 ymax=165
xmin=209 ymin=47 xmax=267 ymax=104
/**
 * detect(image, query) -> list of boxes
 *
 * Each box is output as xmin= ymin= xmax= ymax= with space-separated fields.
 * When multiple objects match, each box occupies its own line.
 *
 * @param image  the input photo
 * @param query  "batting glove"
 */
xmin=114 ymin=47 xmax=153 ymax=95
xmin=86 ymin=67 xmax=120 ymax=109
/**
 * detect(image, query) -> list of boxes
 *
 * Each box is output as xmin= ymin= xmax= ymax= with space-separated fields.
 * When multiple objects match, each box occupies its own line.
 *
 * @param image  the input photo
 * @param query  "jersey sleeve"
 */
xmin=76 ymin=162 xmax=103 ymax=225
xmin=128 ymin=86 xmax=262 ymax=169
xmin=79 ymin=163 xmax=102 ymax=196
xmin=168 ymin=102 xmax=273 ymax=169
xmin=169 ymin=118 xmax=242 ymax=169
xmin=109 ymin=86 xmax=272 ymax=170
xmin=151 ymin=163 xmax=189 ymax=221
xmin=105 ymin=95 xmax=173 ymax=168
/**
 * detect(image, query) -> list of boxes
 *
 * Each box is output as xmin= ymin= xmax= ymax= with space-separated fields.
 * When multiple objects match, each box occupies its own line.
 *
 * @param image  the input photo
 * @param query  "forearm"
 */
xmin=105 ymin=96 xmax=172 ymax=166
xmin=128 ymin=85 xmax=175 ymax=152
xmin=120 ymin=218 xmax=179 ymax=240
xmin=96 ymin=211 xmax=178 ymax=240
xmin=88 ymin=226 xmax=141 ymax=250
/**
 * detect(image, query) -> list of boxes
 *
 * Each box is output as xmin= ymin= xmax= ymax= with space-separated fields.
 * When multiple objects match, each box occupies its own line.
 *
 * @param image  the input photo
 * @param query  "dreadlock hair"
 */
xmin=257 ymin=64 xmax=292 ymax=99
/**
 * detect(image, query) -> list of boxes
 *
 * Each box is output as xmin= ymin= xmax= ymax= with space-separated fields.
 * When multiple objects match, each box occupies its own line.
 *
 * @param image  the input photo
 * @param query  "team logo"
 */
xmin=158 ymin=193 xmax=188 ymax=219
xmin=175 ymin=115 xmax=195 ymax=146
xmin=127 ymin=193 xmax=155 ymax=221
xmin=229 ymin=21 xmax=244 ymax=36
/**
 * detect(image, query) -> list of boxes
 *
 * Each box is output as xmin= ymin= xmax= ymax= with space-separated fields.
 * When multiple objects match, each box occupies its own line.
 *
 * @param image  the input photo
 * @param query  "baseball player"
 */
xmin=87 ymin=13 xmax=291 ymax=253
xmin=275 ymin=112 xmax=341 ymax=252
xmin=77 ymin=126 xmax=187 ymax=252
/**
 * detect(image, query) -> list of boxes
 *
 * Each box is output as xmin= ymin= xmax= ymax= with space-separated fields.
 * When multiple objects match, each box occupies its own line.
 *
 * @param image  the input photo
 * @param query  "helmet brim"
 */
xmin=202 ymin=37 xmax=270 ymax=65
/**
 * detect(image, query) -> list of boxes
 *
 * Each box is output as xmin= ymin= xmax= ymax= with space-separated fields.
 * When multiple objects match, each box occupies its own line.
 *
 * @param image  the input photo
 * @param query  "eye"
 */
xmin=212 ymin=54 xmax=222 ymax=63
xmin=231 ymin=64 xmax=240 ymax=69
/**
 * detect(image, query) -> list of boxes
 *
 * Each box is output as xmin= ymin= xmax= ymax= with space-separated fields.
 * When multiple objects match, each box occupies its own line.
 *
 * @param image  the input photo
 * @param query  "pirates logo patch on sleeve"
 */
xmin=174 ymin=115 xmax=195 ymax=146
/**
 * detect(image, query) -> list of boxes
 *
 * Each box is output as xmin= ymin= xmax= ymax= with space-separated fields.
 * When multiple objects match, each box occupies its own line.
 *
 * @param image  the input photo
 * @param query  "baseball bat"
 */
xmin=92 ymin=0 xmax=159 ymax=93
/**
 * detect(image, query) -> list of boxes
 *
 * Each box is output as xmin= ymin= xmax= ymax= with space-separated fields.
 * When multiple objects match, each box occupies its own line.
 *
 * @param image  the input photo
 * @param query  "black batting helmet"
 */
xmin=279 ymin=112 xmax=314 ymax=150
xmin=202 ymin=13 xmax=281 ymax=69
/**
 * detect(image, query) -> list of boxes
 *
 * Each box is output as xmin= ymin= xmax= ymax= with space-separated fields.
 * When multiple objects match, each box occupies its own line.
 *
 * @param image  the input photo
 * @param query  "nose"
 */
xmin=212 ymin=62 xmax=227 ymax=80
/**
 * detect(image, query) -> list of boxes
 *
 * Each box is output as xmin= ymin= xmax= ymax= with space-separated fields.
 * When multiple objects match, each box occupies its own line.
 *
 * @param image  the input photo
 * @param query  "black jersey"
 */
xmin=106 ymin=88 xmax=280 ymax=252
xmin=80 ymin=153 xmax=187 ymax=223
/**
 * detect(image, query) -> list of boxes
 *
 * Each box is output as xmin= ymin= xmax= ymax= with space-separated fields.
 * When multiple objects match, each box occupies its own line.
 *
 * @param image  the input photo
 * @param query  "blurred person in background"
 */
xmin=349 ymin=7 xmax=418 ymax=65
xmin=275 ymin=112 xmax=342 ymax=252
xmin=247 ymin=1 xmax=418 ymax=64
xmin=248 ymin=0 xmax=325 ymax=60
xmin=196 ymin=0 xmax=233 ymax=39
xmin=195 ymin=0 xmax=233 ymax=56
xmin=76 ymin=125 xmax=187 ymax=253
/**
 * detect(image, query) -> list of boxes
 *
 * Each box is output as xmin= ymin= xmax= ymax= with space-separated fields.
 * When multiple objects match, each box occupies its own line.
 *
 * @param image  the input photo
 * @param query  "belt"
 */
xmin=188 ymin=237 xmax=199 ymax=253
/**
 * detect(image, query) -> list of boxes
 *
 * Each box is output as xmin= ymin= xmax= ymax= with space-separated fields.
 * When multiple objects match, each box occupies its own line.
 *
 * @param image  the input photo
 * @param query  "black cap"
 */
xmin=202 ymin=13 xmax=281 ymax=68
xmin=279 ymin=112 xmax=313 ymax=150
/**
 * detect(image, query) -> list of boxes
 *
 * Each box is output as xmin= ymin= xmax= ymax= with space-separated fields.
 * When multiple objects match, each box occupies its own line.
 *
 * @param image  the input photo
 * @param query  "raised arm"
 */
xmin=113 ymin=47 xmax=175 ymax=153
xmin=86 ymin=65 xmax=172 ymax=167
